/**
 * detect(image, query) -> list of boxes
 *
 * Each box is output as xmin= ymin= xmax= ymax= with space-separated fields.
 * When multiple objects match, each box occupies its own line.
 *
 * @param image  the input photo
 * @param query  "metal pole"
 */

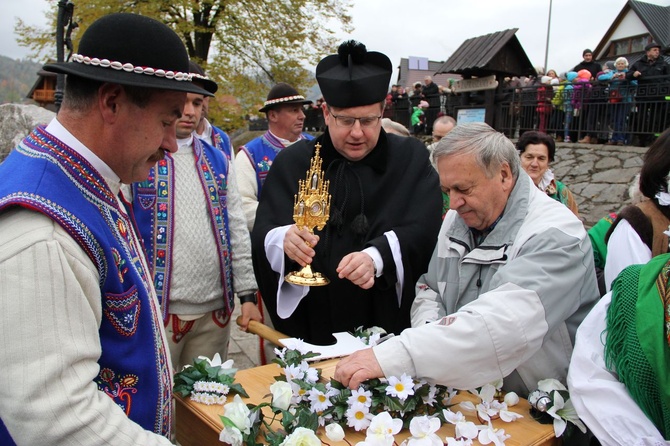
xmin=54 ymin=0 xmax=67 ymax=111
xmin=543 ymin=0 xmax=553 ymax=72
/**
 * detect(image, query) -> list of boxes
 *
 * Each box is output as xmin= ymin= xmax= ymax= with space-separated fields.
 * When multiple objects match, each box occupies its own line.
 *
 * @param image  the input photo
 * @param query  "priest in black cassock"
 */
xmin=251 ymin=40 xmax=442 ymax=345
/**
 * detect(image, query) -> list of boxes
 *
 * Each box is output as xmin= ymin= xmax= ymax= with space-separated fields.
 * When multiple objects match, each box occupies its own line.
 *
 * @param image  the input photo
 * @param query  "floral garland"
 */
xmin=173 ymin=353 xmax=248 ymax=404
xmin=214 ymin=328 xmax=587 ymax=445
xmin=527 ymin=379 xmax=587 ymax=438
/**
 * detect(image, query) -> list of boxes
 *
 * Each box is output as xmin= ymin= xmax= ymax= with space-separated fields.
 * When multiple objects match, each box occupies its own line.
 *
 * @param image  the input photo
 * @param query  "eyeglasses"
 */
xmin=432 ymin=133 xmax=446 ymax=141
xmin=328 ymin=108 xmax=382 ymax=128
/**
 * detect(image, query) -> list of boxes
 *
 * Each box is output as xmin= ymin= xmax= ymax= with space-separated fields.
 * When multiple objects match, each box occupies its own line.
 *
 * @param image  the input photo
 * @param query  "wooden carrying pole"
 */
xmin=236 ymin=317 xmax=287 ymax=348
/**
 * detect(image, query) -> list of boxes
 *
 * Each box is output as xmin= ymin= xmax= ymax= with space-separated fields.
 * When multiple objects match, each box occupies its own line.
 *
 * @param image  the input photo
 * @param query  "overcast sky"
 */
xmin=2 ymin=0 xmax=668 ymax=77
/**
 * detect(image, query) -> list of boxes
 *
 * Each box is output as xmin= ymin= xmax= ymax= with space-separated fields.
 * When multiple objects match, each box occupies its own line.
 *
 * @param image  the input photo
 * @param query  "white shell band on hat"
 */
xmin=71 ymin=53 xmax=193 ymax=81
xmin=262 ymin=95 xmax=306 ymax=107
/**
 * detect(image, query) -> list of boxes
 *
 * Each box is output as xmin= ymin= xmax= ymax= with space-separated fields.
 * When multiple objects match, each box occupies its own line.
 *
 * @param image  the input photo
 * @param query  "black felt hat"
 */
xmin=258 ymin=83 xmax=312 ymax=113
xmin=43 ymin=13 xmax=212 ymax=96
xmin=315 ymin=40 xmax=392 ymax=108
xmin=188 ymin=60 xmax=218 ymax=94
xmin=645 ymin=42 xmax=661 ymax=51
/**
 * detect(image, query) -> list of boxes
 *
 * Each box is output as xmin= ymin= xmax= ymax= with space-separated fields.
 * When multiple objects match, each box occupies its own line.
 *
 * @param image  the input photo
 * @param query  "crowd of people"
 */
xmin=0 ymin=12 xmax=668 ymax=446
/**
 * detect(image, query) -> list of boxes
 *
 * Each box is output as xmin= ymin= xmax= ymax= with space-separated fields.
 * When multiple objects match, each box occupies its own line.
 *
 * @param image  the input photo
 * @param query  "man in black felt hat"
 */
xmin=0 ymin=13 xmax=209 ymax=445
xmin=628 ymin=42 xmax=670 ymax=146
xmin=126 ymin=61 xmax=259 ymax=373
xmin=251 ymin=41 xmax=442 ymax=345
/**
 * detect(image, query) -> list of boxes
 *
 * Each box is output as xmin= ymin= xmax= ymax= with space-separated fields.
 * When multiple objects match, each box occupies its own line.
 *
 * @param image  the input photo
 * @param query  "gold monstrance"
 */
xmin=285 ymin=143 xmax=331 ymax=286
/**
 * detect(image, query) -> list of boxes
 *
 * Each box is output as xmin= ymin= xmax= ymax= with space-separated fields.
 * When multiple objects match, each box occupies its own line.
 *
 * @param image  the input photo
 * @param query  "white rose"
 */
xmin=223 ymin=394 xmax=252 ymax=434
xmin=325 ymin=423 xmax=346 ymax=442
xmin=270 ymin=381 xmax=293 ymax=411
xmin=219 ymin=425 xmax=243 ymax=446
xmin=280 ymin=427 xmax=321 ymax=446
xmin=503 ymin=391 xmax=519 ymax=407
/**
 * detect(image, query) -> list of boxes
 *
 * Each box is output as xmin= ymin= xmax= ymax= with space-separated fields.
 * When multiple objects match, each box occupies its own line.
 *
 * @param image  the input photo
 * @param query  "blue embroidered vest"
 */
xmin=210 ymin=125 xmax=232 ymax=160
xmin=131 ymin=138 xmax=235 ymax=323
xmin=239 ymin=131 xmax=313 ymax=196
xmin=0 ymin=127 xmax=173 ymax=441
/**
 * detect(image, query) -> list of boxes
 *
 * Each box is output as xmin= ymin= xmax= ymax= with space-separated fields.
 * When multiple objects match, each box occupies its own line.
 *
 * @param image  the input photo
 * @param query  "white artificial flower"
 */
xmin=348 ymin=388 xmax=373 ymax=407
xmin=274 ymin=347 xmax=286 ymax=361
xmin=442 ymin=409 xmax=478 ymax=440
xmin=289 ymin=380 xmax=309 ymax=405
xmin=219 ymin=425 xmax=243 ymax=446
xmin=284 ymin=364 xmax=305 ymax=382
xmin=302 ymin=363 xmax=319 ymax=384
xmin=325 ymin=423 xmax=346 ymax=442
xmin=223 ymin=394 xmax=252 ymax=434
xmin=198 ymin=352 xmax=222 ymax=366
xmin=280 ymin=426 xmax=321 ymax=446
xmin=442 ymin=387 xmax=458 ymax=406
xmin=270 ymin=381 xmax=293 ymax=411
xmin=282 ymin=338 xmax=311 ymax=355
xmin=346 ymin=402 xmax=374 ymax=431
xmin=368 ymin=332 xmax=382 ymax=346
xmin=503 ymin=392 xmax=519 ymax=407
xmin=498 ymin=404 xmax=523 ymax=423
xmin=365 ymin=412 xmax=403 ymax=446
xmin=307 ymin=387 xmax=334 ymax=412
xmin=405 ymin=415 xmax=442 ymax=446
xmin=477 ymin=422 xmax=510 ymax=446
xmin=385 ymin=373 xmax=415 ymax=401
xmin=446 ymin=438 xmax=474 ymax=446
xmin=475 ymin=384 xmax=497 ymax=403
xmin=546 ymin=391 xmax=587 ymax=437
xmin=422 ymin=385 xmax=438 ymax=406
xmin=537 ymin=379 xmax=567 ymax=393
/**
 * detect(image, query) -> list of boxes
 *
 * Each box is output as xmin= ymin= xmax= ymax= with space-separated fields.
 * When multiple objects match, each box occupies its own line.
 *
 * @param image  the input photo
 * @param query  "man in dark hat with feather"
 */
xmin=0 ymin=13 xmax=210 ymax=444
xmin=251 ymin=41 xmax=442 ymax=345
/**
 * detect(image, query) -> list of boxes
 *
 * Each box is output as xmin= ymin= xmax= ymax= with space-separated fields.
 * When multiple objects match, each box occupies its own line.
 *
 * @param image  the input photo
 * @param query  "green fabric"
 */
xmin=547 ymin=180 xmax=570 ymax=207
xmin=587 ymin=213 xmax=616 ymax=269
xmin=605 ymin=254 xmax=670 ymax=439
xmin=442 ymin=191 xmax=449 ymax=219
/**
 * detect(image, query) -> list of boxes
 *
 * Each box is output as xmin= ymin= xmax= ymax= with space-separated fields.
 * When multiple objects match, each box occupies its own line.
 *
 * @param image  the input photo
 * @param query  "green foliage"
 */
xmin=0 ymin=55 xmax=42 ymax=104
xmin=173 ymin=357 xmax=249 ymax=399
xmin=13 ymin=0 xmax=353 ymax=131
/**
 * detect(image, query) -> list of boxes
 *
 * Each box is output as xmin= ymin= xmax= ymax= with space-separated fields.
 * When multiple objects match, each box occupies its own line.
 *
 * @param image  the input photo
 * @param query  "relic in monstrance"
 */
xmin=285 ymin=143 xmax=331 ymax=286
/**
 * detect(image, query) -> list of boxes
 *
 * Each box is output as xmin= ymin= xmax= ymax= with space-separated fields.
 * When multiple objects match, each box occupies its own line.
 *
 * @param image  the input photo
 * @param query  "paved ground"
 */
xmin=227 ymin=140 xmax=650 ymax=370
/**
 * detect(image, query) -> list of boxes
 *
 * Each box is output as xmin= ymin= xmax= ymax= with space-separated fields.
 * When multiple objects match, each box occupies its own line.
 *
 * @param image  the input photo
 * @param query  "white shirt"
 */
xmin=567 ymin=293 xmax=669 ymax=446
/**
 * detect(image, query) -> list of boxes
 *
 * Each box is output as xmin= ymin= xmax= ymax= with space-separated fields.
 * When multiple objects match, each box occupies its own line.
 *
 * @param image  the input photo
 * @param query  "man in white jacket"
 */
xmin=335 ymin=122 xmax=599 ymax=397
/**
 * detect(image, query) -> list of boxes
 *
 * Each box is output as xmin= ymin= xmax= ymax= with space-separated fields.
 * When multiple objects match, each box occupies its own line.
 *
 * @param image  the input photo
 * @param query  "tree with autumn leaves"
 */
xmin=15 ymin=0 xmax=352 ymax=131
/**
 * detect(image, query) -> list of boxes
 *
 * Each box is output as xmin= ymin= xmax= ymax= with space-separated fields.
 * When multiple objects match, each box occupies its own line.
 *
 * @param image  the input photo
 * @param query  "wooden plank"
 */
xmin=176 ymin=359 xmax=557 ymax=446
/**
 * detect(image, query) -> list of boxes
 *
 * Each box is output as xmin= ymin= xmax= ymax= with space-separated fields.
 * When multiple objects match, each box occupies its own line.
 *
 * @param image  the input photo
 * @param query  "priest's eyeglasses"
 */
xmin=328 ymin=109 xmax=382 ymax=128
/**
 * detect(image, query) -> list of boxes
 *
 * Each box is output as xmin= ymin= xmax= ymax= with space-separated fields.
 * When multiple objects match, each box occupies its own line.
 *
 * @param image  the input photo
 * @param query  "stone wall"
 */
xmin=552 ymin=143 xmax=646 ymax=228
xmin=0 ymin=104 xmax=55 ymax=163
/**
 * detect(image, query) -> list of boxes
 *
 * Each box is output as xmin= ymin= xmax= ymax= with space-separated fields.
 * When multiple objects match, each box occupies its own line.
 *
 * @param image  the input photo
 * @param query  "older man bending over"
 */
xmin=335 ymin=122 xmax=599 ymax=396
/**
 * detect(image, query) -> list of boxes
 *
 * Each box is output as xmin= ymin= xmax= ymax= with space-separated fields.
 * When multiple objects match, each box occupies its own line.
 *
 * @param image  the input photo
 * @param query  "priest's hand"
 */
xmin=284 ymin=225 xmax=319 ymax=267
xmin=337 ymin=252 xmax=375 ymax=289
xmin=334 ymin=348 xmax=384 ymax=389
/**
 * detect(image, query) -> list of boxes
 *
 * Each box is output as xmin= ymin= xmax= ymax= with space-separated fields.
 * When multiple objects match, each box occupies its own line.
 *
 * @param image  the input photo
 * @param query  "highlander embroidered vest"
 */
xmin=239 ymin=131 xmax=313 ymax=196
xmin=131 ymin=138 xmax=234 ymax=323
xmin=0 ymin=127 xmax=173 ymax=440
xmin=210 ymin=125 xmax=232 ymax=160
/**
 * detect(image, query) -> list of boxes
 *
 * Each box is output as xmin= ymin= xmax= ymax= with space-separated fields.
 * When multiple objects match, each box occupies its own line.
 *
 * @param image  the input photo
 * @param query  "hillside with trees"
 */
xmin=0 ymin=55 xmax=42 ymax=104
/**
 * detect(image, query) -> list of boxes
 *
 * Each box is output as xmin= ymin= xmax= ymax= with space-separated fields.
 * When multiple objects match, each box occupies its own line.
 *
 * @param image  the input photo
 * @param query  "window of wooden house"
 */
xmin=607 ymin=34 xmax=651 ymax=56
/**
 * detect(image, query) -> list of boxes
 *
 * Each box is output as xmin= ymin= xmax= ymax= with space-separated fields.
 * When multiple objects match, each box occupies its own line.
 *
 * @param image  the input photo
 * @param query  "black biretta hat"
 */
xmin=316 ymin=40 xmax=392 ymax=108
xmin=44 ymin=13 xmax=212 ymax=96
xmin=258 ymin=83 xmax=312 ymax=113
